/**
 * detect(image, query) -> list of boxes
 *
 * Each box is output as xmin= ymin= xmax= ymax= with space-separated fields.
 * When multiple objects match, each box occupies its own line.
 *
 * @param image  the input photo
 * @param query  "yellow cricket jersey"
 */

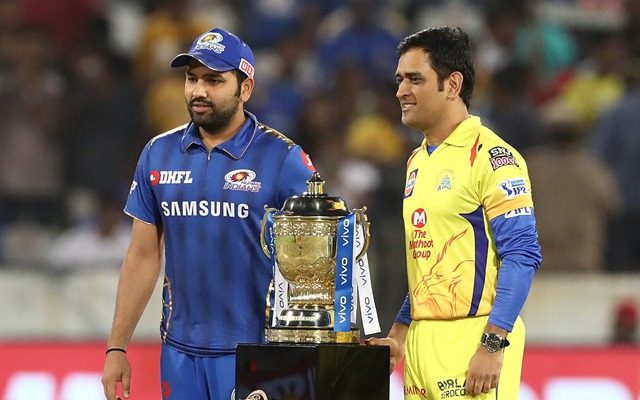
xmin=403 ymin=116 xmax=534 ymax=321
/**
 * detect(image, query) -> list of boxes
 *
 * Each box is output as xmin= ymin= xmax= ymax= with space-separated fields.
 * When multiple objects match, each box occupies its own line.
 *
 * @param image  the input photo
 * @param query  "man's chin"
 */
xmin=401 ymin=115 xmax=418 ymax=129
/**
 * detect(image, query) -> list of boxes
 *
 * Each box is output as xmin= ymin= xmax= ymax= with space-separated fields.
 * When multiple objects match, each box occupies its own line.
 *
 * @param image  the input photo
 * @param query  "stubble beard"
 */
xmin=188 ymin=96 xmax=241 ymax=133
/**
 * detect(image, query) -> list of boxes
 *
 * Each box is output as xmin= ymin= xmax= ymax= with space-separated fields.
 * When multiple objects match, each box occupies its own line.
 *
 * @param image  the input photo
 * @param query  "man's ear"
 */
xmin=241 ymin=78 xmax=254 ymax=102
xmin=447 ymin=71 xmax=463 ymax=100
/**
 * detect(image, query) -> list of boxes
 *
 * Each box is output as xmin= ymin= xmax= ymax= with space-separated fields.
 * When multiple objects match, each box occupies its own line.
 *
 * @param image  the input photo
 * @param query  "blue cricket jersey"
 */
xmin=125 ymin=111 xmax=315 ymax=355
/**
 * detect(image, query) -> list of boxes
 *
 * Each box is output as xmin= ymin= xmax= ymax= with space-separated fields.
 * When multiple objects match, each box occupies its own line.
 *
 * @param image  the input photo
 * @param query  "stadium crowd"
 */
xmin=0 ymin=0 xmax=639 ymax=333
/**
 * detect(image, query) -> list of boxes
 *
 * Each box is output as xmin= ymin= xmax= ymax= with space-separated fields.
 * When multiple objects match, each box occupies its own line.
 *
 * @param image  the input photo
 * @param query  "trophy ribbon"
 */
xmin=335 ymin=213 xmax=356 ymax=332
xmin=273 ymin=265 xmax=288 ymax=327
xmin=354 ymin=224 xmax=381 ymax=335
xmin=264 ymin=210 xmax=288 ymax=327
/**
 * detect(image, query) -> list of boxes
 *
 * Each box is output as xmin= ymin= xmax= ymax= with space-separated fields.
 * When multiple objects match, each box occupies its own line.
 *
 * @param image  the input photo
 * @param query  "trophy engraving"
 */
xmin=260 ymin=172 xmax=371 ymax=343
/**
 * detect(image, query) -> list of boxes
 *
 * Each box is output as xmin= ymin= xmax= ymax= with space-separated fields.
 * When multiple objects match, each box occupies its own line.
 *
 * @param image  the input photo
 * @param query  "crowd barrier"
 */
xmin=1 ymin=268 xmax=638 ymax=344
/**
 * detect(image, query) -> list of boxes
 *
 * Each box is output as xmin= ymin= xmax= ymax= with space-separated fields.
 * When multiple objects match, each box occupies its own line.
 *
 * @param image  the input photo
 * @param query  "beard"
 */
xmin=187 ymin=95 xmax=241 ymax=133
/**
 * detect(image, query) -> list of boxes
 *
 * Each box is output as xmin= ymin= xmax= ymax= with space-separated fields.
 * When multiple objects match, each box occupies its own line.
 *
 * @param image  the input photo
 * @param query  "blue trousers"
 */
xmin=160 ymin=344 xmax=235 ymax=400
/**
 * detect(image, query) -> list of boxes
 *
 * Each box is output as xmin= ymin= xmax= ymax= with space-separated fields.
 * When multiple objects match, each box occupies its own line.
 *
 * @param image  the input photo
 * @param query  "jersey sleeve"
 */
xmin=474 ymin=135 xmax=541 ymax=331
xmin=488 ymin=212 xmax=541 ymax=331
xmin=124 ymin=142 xmax=161 ymax=225
xmin=394 ymin=293 xmax=412 ymax=326
xmin=474 ymin=143 xmax=534 ymax=220
xmin=275 ymin=145 xmax=316 ymax=205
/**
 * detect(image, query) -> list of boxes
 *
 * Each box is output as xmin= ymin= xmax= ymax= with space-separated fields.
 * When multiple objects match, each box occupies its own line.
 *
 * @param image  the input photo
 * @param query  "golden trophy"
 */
xmin=236 ymin=172 xmax=388 ymax=399
xmin=260 ymin=172 xmax=370 ymax=344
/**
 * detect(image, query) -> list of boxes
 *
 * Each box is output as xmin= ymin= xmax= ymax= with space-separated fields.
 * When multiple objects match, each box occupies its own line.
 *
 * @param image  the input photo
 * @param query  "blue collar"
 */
xmin=180 ymin=111 xmax=258 ymax=159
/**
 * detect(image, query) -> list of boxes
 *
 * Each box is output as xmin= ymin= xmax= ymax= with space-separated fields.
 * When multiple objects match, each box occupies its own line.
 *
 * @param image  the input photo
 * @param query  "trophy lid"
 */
xmin=280 ymin=172 xmax=349 ymax=217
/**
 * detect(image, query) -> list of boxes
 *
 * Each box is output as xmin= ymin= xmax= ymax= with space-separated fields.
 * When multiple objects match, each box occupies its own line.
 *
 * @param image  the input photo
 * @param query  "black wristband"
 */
xmin=105 ymin=347 xmax=127 ymax=355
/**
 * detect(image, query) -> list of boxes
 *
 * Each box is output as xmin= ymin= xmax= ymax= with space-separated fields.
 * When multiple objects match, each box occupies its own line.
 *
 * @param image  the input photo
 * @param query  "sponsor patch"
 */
xmin=411 ymin=208 xmax=427 ymax=228
xmin=488 ymin=146 xmax=519 ymax=170
xmin=129 ymin=180 xmax=138 ymax=195
xmin=504 ymin=207 xmax=532 ymax=218
xmin=150 ymin=170 xmax=193 ymax=185
xmin=223 ymin=169 xmax=261 ymax=192
xmin=404 ymin=384 xmax=428 ymax=397
xmin=405 ymin=169 xmax=418 ymax=198
xmin=239 ymin=58 xmax=255 ymax=79
xmin=437 ymin=377 xmax=467 ymax=398
xmin=498 ymin=178 xmax=529 ymax=199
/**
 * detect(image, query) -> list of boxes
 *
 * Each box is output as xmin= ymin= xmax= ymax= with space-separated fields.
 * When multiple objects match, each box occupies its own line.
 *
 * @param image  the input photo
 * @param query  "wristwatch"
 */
xmin=480 ymin=333 xmax=510 ymax=353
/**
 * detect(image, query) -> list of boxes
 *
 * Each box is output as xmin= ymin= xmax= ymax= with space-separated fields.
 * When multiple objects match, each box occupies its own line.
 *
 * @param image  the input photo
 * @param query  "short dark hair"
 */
xmin=398 ymin=27 xmax=475 ymax=108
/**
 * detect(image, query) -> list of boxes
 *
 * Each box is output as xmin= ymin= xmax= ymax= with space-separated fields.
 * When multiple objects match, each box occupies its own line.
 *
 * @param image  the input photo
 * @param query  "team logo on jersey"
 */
xmin=498 ymin=178 xmax=529 ymax=199
xmin=411 ymin=208 xmax=427 ymax=228
xmin=194 ymin=32 xmax=225 ymax=54
xmin=436 ymin=170 xmax=454 ymax=191
xmin=505 ymin=207 xmax=532 ymax=218
xmin=150 ymin=170 xmax=193 ymax=185
xmin=488 ymin=146 xmax=519 ymax=170
xmin=405 ymin=169 xmax=418 ymax=198
xmin=224 ymin=169 xmax=262 ymax=192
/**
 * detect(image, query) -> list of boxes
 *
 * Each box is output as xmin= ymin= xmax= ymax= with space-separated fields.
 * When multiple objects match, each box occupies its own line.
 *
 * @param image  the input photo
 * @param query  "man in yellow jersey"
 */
xmin=367 ymin=27 xmax=542 ymax=399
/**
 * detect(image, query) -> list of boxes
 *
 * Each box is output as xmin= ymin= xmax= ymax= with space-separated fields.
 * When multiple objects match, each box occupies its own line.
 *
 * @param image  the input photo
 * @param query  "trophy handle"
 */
xmin=260 ymin=207 xmax=278 ymax=258
xmin=264 ymin=279 xmax=274 ymax=329
xmin=353 ymin=207 xmax=370 ymax=260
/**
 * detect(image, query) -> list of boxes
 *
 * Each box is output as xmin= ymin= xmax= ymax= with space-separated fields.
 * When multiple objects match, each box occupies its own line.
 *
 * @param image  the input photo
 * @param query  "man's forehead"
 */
xmin=186 ymin=62 xmax=229 ymax=76
xmin=397 ymin=50 xmax=431 ymax=72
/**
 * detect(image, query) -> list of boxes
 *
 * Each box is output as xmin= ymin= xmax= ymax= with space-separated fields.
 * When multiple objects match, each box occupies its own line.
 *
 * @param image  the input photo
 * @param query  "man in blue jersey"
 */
xmin=367 ymin=27 xmax=542 ymax=399
xmin=101 ymin=27 xmax=316 ymax=400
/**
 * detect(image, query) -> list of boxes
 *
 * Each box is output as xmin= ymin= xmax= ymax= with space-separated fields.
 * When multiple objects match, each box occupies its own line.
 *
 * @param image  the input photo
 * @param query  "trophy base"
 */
xmin=266 ymin=327 xmax=360 ymax=344
xmin=235 ymin=343 xmax=389 ymax=400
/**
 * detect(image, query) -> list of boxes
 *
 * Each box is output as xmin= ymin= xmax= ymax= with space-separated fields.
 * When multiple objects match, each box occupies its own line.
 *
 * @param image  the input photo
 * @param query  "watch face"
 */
xmin=483 ymin=333 xmax=502 ymax=353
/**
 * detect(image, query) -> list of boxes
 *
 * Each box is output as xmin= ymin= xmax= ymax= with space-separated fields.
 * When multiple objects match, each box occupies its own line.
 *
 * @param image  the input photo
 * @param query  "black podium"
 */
xmin=235 ymin=343 xmax=390 ymax=400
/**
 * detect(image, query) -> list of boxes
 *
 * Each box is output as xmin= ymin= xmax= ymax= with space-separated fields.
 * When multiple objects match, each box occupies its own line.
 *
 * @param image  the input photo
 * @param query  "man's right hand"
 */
xmin=365 ymin=322 xmax=409 ymax=374
xmin=102 ymin=351 xmax=131 ymax=400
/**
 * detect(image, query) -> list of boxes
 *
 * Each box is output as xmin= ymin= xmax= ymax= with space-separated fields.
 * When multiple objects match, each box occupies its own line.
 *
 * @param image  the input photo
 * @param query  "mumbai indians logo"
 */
xmin=195 ymin=32 xmax=225 ymax=54
xmin=405 ymin=169 xmax=418 ymax=198
xmin=223 ymin=169 xmax=262 ymax=192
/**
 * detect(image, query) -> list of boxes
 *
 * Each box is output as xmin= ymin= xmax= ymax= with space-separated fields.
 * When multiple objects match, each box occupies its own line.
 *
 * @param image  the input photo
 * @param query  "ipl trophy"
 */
xmin=235 ymin=172 xmax=390 ymax=399
xmin=261 ymin=171 xmax=371 ymax=344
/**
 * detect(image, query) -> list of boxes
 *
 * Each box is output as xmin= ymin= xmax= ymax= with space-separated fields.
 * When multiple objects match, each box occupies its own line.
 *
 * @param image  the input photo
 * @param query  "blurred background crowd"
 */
xmin=0 ymin=0 xmax=639 ymax=342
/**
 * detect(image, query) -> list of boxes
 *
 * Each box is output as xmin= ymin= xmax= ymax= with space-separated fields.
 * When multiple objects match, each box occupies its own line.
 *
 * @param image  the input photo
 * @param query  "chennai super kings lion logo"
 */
xmin=413 ymin=229 xmax=473 ymax=317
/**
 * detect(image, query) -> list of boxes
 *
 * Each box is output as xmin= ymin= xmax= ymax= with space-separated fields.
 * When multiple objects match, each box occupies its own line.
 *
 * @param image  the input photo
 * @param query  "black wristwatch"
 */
xmin=480 ymin=333 xmax=510 ymax=353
